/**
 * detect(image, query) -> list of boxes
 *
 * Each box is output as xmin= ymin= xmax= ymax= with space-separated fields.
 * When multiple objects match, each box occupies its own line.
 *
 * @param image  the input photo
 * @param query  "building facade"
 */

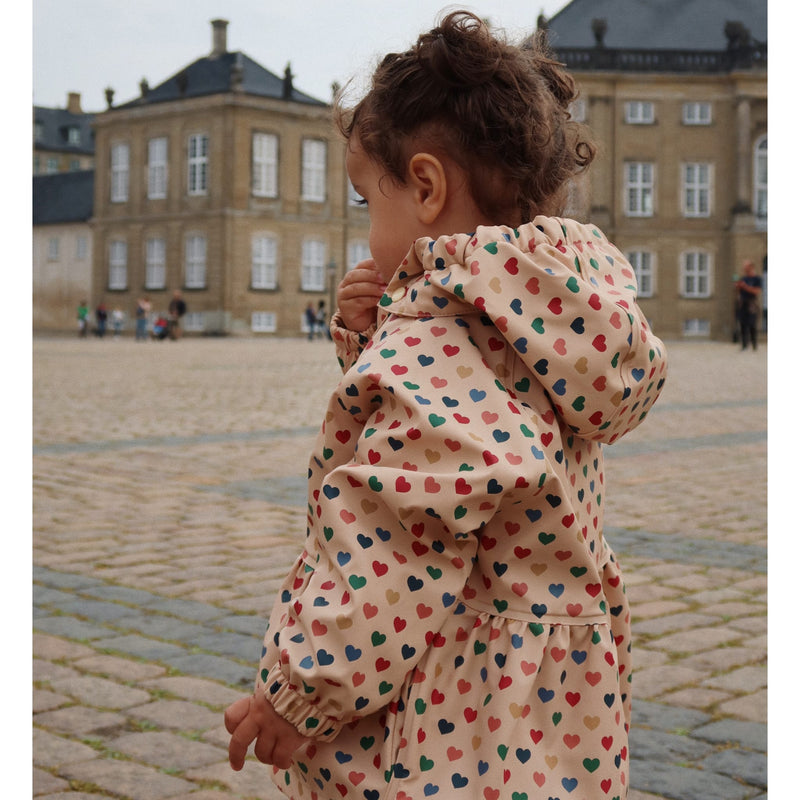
xmin=543 ymin=0 xmax=767 ymax=341
xmin=89 ymin=19 xmax=369 ymax=337
xmin=33 ymin=92 xmax=96 ymax=175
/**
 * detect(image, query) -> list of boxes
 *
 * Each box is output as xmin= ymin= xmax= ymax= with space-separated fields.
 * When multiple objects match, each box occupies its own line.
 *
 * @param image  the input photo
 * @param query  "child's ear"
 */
xmin=407 ymin=153 xmax=447 ymax=225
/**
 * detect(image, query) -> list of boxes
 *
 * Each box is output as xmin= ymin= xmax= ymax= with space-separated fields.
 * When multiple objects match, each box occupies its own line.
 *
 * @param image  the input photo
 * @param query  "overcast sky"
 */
xmin=32 ymin=0 xmax=568 ymax=111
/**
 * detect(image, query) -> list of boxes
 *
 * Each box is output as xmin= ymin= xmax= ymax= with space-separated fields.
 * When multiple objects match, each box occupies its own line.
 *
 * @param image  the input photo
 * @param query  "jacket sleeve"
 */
xmin=330 ymin=311 xmax=376 ymax=373
xmin=256 ymin=331 xmax=548 ymax=740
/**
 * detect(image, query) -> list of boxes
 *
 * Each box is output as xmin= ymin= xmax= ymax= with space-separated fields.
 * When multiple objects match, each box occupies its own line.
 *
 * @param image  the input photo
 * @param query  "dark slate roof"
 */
xmin=33 ymin=170 xmax=94 ymax=225
xmin=33 ymin=106 xmax=96 ymax=155
xmin=544 ymin=0 xmax=767 ymax=50
xmin=116 ymin=51 xmax=326 ymax=109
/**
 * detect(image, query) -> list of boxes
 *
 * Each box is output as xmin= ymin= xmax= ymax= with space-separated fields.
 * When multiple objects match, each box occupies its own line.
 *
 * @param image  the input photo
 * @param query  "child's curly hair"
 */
xmin=335 ymin=10 xmax=596 ymax=225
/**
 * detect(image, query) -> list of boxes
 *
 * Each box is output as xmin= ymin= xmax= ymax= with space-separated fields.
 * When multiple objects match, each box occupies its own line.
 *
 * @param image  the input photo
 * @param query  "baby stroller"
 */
xmin=152 ymin=316 xmax=169 ymax=340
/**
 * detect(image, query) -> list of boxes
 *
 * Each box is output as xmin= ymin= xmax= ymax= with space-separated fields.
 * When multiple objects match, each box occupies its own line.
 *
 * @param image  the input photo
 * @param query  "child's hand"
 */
xmin=337 ymin=258 xmax=387 ymax=332
xmin=224 ymin=691 xmax=309 ymax=771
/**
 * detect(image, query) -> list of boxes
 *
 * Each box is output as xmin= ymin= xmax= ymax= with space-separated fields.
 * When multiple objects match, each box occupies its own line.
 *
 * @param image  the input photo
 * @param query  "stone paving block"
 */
xmin=127 ymin=699 xmax=222 ymax=731
xmin=32 ymin=728 xmax=99 ymax=768
xmin=702 ymin=664 xmax=767 ymax=692
xmin=214 ymin=614 xmax=268 ymax=636
xmin=32 ymin=766 xmax=70 ymax=796
xmin=139 ymin=676 xmax=244 ymax=707
xmin=191 ymin=630 xmax=262 ymax=660
xmin=33 ymin=567 xmax=105 ymax=591
xmin=59 ymin=758 xmax=195 ymax=800
xmin=630 ymin=727 xmax=714 ymax=762
xmin=113 ymin=612 xmax=209 ymax=643
xmin=140 ymin=596 xmax=229 ymax=623
xmin=647 ymin=626 xmax=744 ymax=654
xmin=81 ymin=584 xmax=170 ymax=606
xmin=33 ymin=615 xmax=115 ymax=642
xmin=33 ymin=688 xmax=70 ymax=713
xmin=678 ymin=645 xmax=764 ymax=674
xmin=632 ymin=612 xmax=721 ymax=637
xmin=108 ymin=730 xmax=227 ymax=770
xmin=657 ymin=686 xmax=732 ymax=711
xmin=631 ymin=699 xmax=711 ymax=732
xmin=55 ymin=596 xmax=144 ymax=623
xmin=90 ymin=633 xmax=192 ymax=661
xmin=186 ymin=760 xmax=286 ymax=799
xmin=693 ymin=719 xmax=767 ymax=751
xmin=33 ymin=706 xmax=128 ymax=737
xmin=71 ymin=653 xmax=168 ymax=681
xmin=630 ymin=599 xmax=689 ymax=620
xmin=629 ymin=758 xmax=754 ymax=800
xmin=164 ymin=652 xmax=254 ymax=687
xmin=48 ymin=675 xmax=152 ymax=709
xmin=32 ymin=633 xmax=97 ymax=661
xmin=631 ymin=665 xmax=706 ymax=698
xmin=33 ymin=659 xmax=82 ymax=683
xmin=717 ymin=688 xmax=767 ymax=723
xmin=699 ymin=747 xmax=767 ymax=790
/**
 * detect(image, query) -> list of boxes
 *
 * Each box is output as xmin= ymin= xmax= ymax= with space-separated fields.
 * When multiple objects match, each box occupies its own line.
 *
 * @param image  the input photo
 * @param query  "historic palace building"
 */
xmin=542 ymin=0 xmax=767 ymax=340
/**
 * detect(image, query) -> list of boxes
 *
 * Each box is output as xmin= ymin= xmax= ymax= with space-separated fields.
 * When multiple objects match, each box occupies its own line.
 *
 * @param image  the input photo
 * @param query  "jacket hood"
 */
xmin=378 ymin=216 xmax=666 ymax=443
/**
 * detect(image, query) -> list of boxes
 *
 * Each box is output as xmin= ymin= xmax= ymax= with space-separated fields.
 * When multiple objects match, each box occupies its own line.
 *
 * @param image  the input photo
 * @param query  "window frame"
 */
xmin=187 ymin=133 xmax=209 ymax=196
xmin=624 ymin=162 xmax=655 ymax=217
xmin=626 ymin=250 xmax=656 ymax=298
xmin=301 ymin=138 xmax=327 ymax=202
xmin=145 ymin=236 xmax=167 ymax=290
xmin=110 ymin=142 xmax=130 ymax=203
xmin=624 ymin=100 xmax=655 ymax=125
xmin=147 ymin=136 xmax=169 ymax=200
xmin=682 ymin=101 xmax=712 ymax=126
xmin=108 ymin=239 xmax=128 ymax=290
xmin=682 ymin=162 xmax=713 ymax=218
xmin=680 ymin=250 xmax=713 ymax=299
xmin=301 ymin=238 xmax=327 ymax=291
xmin=184 ymin=234 xmax=207 ymax=289
xmin=252 ymin=132 xmax=279 ymax=198
xmin=753 ymin=135 xmax=767 ymax=221
xmin=251 ymin=311 xmax=277 ymax=333
xmin=251 ymin=233 xmax=279 ymax=289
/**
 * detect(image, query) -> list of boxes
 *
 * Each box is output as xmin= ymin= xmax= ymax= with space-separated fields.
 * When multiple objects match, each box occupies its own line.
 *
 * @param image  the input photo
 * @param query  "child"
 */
xmin=225 ymin=11 xmax=667 ymax=799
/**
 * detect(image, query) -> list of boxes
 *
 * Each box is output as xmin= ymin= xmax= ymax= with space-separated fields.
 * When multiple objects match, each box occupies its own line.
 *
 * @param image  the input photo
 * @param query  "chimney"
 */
xmin=211 ymin=19 xmax=228 ymax=57
xmin=67 ymin=92 xmax=82 ymax=114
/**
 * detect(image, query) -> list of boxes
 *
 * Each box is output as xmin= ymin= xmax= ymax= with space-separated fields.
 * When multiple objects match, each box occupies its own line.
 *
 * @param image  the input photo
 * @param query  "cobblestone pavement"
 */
xmin=32 ymin=336 xmax=767 ymax=800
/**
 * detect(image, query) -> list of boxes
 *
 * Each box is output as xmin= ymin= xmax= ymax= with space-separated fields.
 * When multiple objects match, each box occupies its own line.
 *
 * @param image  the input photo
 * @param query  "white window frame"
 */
xmin=301 ymin=138 xmax=327 ymax=202
xmin=569 ymin=98 xmax=587 ymax=122
xmin=251 ymin=234 xmax=278 ymax=289
xmin=682 ymin=162 xmax=712 ymax=218
xmin=108 ymin=240 xmax=128 ymax=290
xmin=148 ymin=137 xmax=168 ymax=199
xmin=185 ymin=234 xmax=207 ymax=289
xmin=627 ymin=250 xmax=655 ymax=298
xmin=110 ymin=142 xmax=130 ymax=202
xmin=301 ymin=238 xmax=327 ymax=291
xmin=252 ymin=311 xmax=277 ymax=333
xmin=182 ymin=312 xmax=205 ymax=332
xmin=67 ymin=126 xmax=81 ymax=145
xmin=681 ymin=250 xmax=713 ymax=298
xmin=625 ymin=162 xmax=654 ymax=217
xmin=624 ymin=101 xmax=655 ymax=124
xmin=47 ymin=237 xmax=59 ymax=261
xmin=682 ymin=102 xmax=712 ymax=125
xmin=145 ymin=237 xmax=167 ymax=290
xmin=753 ymin=135 xmax=767 ymax=220
xmin=76 ymin=236 xmax=88 ymax=261
xmin=187 ymin=133 xmax=208 ymax=196
xmin=252 ymin=132 xmax=278 ymax=198
xmin=347 ymin=240 xmax=371 ymax=270
xmin=46 ymin=157 xmax=59 ymax=174
xmin=683 ymin=318 xmax=711 ymax=338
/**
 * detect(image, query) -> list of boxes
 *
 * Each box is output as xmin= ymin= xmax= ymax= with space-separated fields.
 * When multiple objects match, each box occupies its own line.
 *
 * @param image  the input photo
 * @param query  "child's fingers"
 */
xmin=223 ymin=696 xmax=251 ymax=734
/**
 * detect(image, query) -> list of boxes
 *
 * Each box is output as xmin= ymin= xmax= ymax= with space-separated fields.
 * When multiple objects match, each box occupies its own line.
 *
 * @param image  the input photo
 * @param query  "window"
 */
xmin=252 ymin=312 xmax=277 ymax=333
xmin=681 ymin=251 xmax=712 ymax=298
xmin=625 ymin=101 xmax=654 ymax=124
xmin=109 ymin=240 xmax=128 ymax=289
xmin=301 ymin=239 xmax=326 ymax=290
xmin=301 ymin=139 xmax=326 ymax=201
xmin=252 ymin=132 xmax=278 ymax=197
xmin=251 ymin=235 xmax=278 ymax=289
xmin=47 ymin=237 xmax=59 ymax=261
xmin=627 ymin=250 xmax=655 ymax=298
xmin=683 ymin=163 xmax=712 ymax=218
xmin=347 ymin=240 xmax=371 ymax=270
xmin=683 ymin=102 xmax=712 ymax=125
xmin=145 ymin=237 xmax=167 ymax=289
xmin=76 ymin=236 xmax=88 ymax=261
xmin=148 ymin=137 xmax=168 ymax=199
xmin=67 ymin=126 xmax=81 ymax=145
xmin=46 ymin=157 xmax=59 ymax=174
xmin=110 ymin=142 xmax=129 ymax=202
xmin=183 ymin=312 xmax=205 ymax=332
xmin=185 ymin=235 xmax=207 ymax=288
xmin=187 ymin=134 xmax=208 ymax=195
xmin=69 ymin=158 xmax=81 ymax=171
xmin=683 ymin=318 xmax=710 ymax=337
xmin=625 ymin=162 xmax=654 ymax=217
xmin=569 ymin=98 xmax=587 ymax=123
xmin=34 ymin=121 xmax=44 ymax=141
xmin=754 ymin=136 xmax=767 ymax=220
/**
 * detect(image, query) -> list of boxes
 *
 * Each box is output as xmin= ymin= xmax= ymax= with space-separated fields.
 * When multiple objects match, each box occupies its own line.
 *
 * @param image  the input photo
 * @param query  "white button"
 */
xmin=391 ymin=287 xmax=406 ymax=302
